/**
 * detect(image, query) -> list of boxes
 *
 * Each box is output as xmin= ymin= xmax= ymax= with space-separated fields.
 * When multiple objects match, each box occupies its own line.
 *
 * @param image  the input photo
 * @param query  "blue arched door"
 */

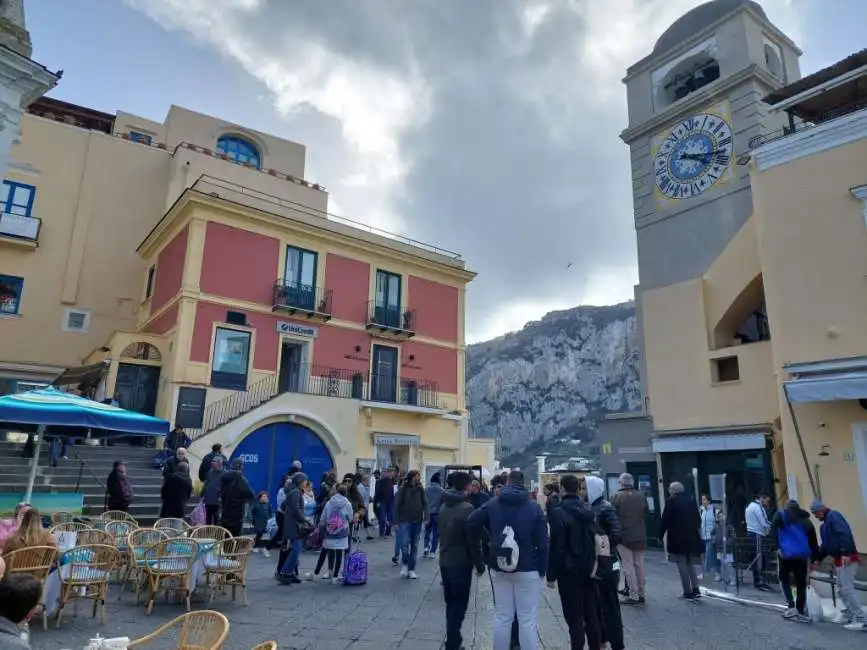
xmin=229 ymin=421 xmax=335 ymax=503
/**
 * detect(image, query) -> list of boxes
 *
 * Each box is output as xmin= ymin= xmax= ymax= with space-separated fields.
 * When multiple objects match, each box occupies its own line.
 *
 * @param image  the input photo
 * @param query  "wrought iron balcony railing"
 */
xmin=272 ymin=279 xmax=332 ymax=319
xmin=188 ymin=364 xmax=441 ymax=439
xmin=366 ymin=300 xmax=416 ymax=336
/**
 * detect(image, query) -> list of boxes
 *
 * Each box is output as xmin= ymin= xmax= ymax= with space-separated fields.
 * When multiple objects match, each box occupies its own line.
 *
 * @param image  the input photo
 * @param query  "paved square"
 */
xmin=30 ymin=538 xmax=859 ymax=649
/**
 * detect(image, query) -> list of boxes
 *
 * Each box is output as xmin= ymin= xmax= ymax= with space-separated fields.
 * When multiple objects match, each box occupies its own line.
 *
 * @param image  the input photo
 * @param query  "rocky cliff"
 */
xmin=466 ymin=301 xmax=642 ymax=470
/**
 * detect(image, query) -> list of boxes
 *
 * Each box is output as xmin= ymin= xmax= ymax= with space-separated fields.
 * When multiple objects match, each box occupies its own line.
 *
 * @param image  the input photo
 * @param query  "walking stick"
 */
xmin=488 ymin=567 xmax=496 ymax=606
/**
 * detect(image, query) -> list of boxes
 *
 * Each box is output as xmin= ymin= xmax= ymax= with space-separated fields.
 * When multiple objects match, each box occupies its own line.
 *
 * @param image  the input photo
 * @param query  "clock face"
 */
xmin=653 ymin=113 xmax=733 ymax=200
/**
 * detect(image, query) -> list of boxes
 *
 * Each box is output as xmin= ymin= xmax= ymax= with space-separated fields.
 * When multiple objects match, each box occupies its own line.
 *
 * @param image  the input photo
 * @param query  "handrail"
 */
xmin=70 ymin=447 xmax=108 ymax=494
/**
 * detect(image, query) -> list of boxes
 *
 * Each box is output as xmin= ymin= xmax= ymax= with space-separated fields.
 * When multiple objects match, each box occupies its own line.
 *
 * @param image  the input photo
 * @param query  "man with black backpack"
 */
xmin=546 ymin=474 xmax=602 ymax=650
xmin=772 ymin=499 xmax=819 ymax=623
xmin=467 ymin=470 xmax=548 ymax=650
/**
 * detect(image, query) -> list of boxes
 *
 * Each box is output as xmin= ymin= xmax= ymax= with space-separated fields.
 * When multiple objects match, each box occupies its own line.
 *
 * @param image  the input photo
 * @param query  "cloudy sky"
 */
xmin=27 ymin=0 xmax=865 ymax=342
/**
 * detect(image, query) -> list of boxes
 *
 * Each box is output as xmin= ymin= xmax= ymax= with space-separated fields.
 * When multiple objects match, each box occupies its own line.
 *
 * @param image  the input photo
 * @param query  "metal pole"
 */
xmin=24 ymin=425 xmax=45 ymax=503
xmin=782 ymin=385 xmax=817 ymax=497
xmin=692 ymin=467 xmax=699 ymax=504
xmin=721 ymin=473 xmax=729 ymax=593
xmin=814 ymin=463 xmax=822 ymax=501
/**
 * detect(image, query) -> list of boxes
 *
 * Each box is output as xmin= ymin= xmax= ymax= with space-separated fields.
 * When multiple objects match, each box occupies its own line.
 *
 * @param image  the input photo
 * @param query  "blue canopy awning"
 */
xmin=784 ymin=371 xmax=867 ymax=403
xmin=0 ymin=387 xmax=169 ymax=436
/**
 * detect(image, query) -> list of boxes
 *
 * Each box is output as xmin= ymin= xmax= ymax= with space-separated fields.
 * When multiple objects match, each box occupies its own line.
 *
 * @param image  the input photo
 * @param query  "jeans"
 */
xmin=441 ymin=565 xmax=473 ymax=650
xmin=703 ymin=539 xmax=717 ymax=573
xmin=393 ymin=524 xmax=405 ymax=560
xmin=491 ymin=571 xmax=542 ymax=650
xmin=747 ymin=532 xmax=768 ymax=585
xmin=778 ymin=557 xmax=808 ymax=613
xmin=279 ymin=538 xmax=303 ymax=575
xmin=836 ymin=560 xmax=866 ymax=622
xmin=675 ymin=554 xmax=700 ymax=594
xmin=556 ymin=571 xmax=601 ymax=650
xmin=617 ymin=545 xmax=645 ymax=600
xmin=401 ymin=522 xmax=423 ymax=571
xmin=424 ymin=513 xmax=439 ymax=554
xmin=378 ymin=502 xmax=392 ymax=536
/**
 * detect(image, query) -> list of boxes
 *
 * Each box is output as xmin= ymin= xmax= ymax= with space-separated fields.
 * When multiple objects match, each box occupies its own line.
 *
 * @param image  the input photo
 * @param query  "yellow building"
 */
xmin=0 ymin=96 xmax=494 ymax=492
xmin=622 ymin=1 xmax=867 ymax=549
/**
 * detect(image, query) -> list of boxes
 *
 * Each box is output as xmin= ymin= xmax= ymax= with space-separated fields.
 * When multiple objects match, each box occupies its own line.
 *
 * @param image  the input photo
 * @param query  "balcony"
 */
xmin=0 ymin=213 xmax=40 ymax=248
xmin=188 ymin=363 xmax=442 ymax=439
xmin=366 ymin=373 xmax=441 ymax=410
xmin=272 ymin=279 xmax=332 ymax=321
xmin=366 ymin=300 xmax=416 ymax=338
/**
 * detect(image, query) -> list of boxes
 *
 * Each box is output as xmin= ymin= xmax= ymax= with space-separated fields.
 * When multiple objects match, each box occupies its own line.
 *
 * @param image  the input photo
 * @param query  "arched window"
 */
xmin=216 ymin=135 xmax=261 ymax=169
xmin=657 ymin=55 xmax=721 ymax=108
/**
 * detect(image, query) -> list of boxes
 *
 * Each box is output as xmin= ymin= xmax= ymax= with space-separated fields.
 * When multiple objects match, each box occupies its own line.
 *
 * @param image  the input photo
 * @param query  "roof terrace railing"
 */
xmin=190 ymin=175 xmax=463 ymax=261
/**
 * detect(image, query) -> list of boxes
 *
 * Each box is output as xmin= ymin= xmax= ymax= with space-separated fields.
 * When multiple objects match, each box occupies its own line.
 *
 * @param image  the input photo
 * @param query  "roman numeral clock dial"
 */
xmin=653 ymin=112 xmax=734 ymax=201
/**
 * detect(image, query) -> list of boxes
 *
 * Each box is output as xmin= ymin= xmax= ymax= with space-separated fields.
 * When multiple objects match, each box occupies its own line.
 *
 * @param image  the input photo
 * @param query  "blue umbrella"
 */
xmin=0 ymin=387 xmax=170 ymax=501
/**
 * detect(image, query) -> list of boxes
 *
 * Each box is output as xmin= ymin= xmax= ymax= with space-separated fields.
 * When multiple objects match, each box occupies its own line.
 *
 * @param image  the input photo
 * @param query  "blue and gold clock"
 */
xmin=653 ymin=108 xmax=734 ymax=201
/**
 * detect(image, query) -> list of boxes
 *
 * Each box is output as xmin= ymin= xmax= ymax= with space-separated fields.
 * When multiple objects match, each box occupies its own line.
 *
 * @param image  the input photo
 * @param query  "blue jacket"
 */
xmin=466 ymin=484 xmax=549 ymax=575
xmin=818 ymin=510 xmax=858 ymax=559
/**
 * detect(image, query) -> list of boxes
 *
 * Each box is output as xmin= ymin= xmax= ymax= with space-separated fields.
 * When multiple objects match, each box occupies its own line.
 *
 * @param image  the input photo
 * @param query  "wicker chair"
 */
xmin=204 ymin=536 xmax=253 ymax=606
xmin=120 ymin=528 xmax=169 ymax=603
xmin=2 ymin=545 xmax=58 ymax=630
xmin=54 ymin=543 xmax=122 ymax=627
xmin=75 ymin=528 xmax=114 ymax=546
xmin=49 ymin=522 xmax=89 ymax=534
xmin=252 ymin=642 xmax=276 ymax=650
xmin=128 ymin=610 xmax=230 ymax=649
xmin=50 ymin=511 xmax=75 ymax=525
xmin=190 ymin=525 xmax=232 ymax=541
xmin=100 ymin=510 xmax=138 ymax=525
xmin=141 ymin=537 xmax=200 ymax=615
xmin=104 ymin=520 xmax=137 ymax=546
xmin=155 ymin=518 xmax=191 ymax=537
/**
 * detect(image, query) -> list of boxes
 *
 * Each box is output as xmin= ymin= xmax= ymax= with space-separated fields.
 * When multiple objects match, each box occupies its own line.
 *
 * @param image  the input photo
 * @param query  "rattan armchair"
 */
xmin=155 ymin=518 xmax=191 ymax=537
xmin=190 ymin=525 xmax=232 ymax=541
xmin=120 ymin=528 xmax=169 ymax=603
xmin=2 ymin=545 xmax=58 ymax=630
xmin=204 ymin=536 xmax=253 ymax=606
xmin=141 ymin=537 xmax=200 ymax=614
xmin=54 ymin=543 xmax=122 ymax=627
xmin=128 ymin=610 xmax=230 ymax=649
xmin=100 ymin=510 xmax=139 ymax=525
xmin=75 ymin=528 xmax=114 ymax=546
xmin=104 ymin=520 xmax=137 ymax=546
xmin=252 ymin=642 xmax=276 ymax=650
xmin=49 ymin=522 xmax=89 ymax=534
xmin=50 ymin=511 xmax=75 ymax=525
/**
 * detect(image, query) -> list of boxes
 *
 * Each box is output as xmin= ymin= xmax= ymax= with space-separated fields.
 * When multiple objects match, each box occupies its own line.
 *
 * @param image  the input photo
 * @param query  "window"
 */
xmin=370 ymin=344 xmax=398 ymax=402
xmin=374 ymin=270 xmax=402 ymax=328
xmin=129 ymin=131 xmax=153 ymax=145
xmin=216 ymin=135 xmax=261 ymax=169
xmin=211 ymin=327 xmax=252 ymax=390
xmin=62 ymin=308 xmax=91 ymax=333
xmin=0 ymin=181 xmax=35 ymax=217
xmin=283 ymin=245 xmax=318 ymax=310
xmin=0 ymin=275 xmax=23 ymax=315
xmin=712 ymin=356 xmax=740 ymax=383
xmin=144 ymin=265 xmax=156 ymax=300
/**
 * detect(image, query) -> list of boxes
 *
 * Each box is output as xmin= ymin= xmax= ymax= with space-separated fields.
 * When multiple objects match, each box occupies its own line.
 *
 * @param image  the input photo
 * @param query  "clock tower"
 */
xmin=620 ymin=0 xmax=801 ymax=405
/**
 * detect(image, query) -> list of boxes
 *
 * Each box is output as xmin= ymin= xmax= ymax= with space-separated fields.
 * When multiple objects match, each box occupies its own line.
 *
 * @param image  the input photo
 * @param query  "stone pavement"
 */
xmin=30 ymin=541 xmax=861 ymax=649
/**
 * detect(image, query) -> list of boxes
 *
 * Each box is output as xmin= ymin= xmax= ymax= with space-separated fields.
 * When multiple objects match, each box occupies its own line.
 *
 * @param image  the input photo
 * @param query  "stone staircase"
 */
xmin=0 ymin=441 xmax=169 ymax=526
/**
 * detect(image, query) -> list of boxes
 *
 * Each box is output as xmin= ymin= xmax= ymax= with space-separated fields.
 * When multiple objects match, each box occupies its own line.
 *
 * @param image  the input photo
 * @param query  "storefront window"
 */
xmin=210 ymin=327 xmax=251 ymax=391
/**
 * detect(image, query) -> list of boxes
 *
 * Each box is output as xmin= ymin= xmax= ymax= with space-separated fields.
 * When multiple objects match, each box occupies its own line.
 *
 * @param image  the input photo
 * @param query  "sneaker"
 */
xmin=262 ymin=549 xmax=271 ymax=559
xmin=392 ymin=556 xmax=400 ymax=566
xmin=621 ymin=598 xmax=644 ymax=606
xmin=253 ymin=548 xmax=261 ymax=554
xmin=320 ymin=573 xmax=331 ymax=580
xmin=681 ymin=592 xmax=698 ymax=600
xmin=423 ymin=551 xmax=430 ymax=559
xmin=366 ymin=535 xmax=374 ymax=540
xmin=408 ymin=571 xmax=418 ymax=580
xmin=796 ymin=614 xmax=812 ymax=624
xmin=691 ymin=588 xmax=701 ymax=599
xmin=400 ymin=567 xmax=408 ymax=578
xmin=782 ymin=607 xmax=798 ymax=620
xmin=843 ymin=621 xmax=866 ymax=632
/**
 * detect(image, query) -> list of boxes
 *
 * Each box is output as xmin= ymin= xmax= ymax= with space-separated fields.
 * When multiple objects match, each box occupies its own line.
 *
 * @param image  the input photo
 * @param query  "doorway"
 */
xmin=279 ymin=340 xmax=308 ymax=394
xmin=114 ymin=363 xmax=160 ymax=416
xmin=370 ymin=344 xmax=398 ymax=402
xmin=626 ymin=461 xmax=662 ymax=548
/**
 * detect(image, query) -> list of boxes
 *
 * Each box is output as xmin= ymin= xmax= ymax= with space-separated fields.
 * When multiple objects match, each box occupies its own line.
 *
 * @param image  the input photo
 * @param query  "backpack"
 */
xmin=493 ymin=502 xmax=530 ymax=572
xmin=777 ymin=511 xmax=811 ymax=560
xmin=563 ymin=505 xmax=610 ymax=580
xmin=326 ymin=510 xmax=347 ymax=536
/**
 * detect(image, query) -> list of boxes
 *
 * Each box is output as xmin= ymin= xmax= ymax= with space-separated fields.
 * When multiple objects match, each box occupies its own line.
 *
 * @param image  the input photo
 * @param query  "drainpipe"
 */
xmin=782 ymin=384 xmax=817 ymax=497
